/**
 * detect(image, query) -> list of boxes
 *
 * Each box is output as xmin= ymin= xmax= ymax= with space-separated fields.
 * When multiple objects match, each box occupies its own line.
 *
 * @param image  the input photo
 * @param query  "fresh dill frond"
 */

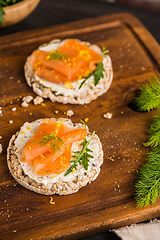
xmin=135 ymin=112 xmax=160 ymax=207
xmin=134 ymin=75 xmax=160 ymax=112
xmin=36 ymin=131 xmax=64 ymax=153
xmin=143 ymin=114 xmax=160 ymax=148
xmin=64 ymin=131 xmax=95 ymax=176
xmin=48 ymin=50 xmax=68 ymax=60
xmin=79 ymin=62 xmax=105 ymax=89
xmin=135 ymin=148 xmax=160 ymax=207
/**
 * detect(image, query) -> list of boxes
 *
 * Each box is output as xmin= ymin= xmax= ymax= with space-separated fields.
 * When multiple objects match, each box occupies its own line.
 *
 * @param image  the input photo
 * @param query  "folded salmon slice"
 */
xmin=23 ymin=120 xmax=87 ymax=175
xmin=23 ymin=121 xmax=70 ymax=162
xmin=32 ymin=128 xmax=86 ymax=175
xmin=29 ymin=39 xmax=103 ymax=84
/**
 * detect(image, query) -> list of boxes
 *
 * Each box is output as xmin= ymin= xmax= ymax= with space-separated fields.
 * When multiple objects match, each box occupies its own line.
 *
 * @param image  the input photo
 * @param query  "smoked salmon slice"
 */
xmin=23 ymin=120 xmax=87 ymax=175
xmin=23 ymin=121 xmax=70 ymax=162
xmin=29 ymin=39 xmax=103 ymax=84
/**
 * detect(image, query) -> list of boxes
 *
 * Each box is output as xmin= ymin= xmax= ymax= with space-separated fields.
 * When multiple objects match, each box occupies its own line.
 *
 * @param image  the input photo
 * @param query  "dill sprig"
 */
xmin=48 ymin=50 xmax=68 ymax=60
xmin=135 ymin=146 xmax=160 ymax=207
xmin=143 ymin=114 xmax=160 ymax=148
xmin=36 ymin=131 xmax=64 ymax=153
xmin=134 ymin=75 xmax=160 ymax=112
xmin=64 ymin=131 xmax=95 ymax=176
xmin=135 ymin=112 xmax=160 ymax=207
xmin=134 ymin=75 xmax=160 ymax=206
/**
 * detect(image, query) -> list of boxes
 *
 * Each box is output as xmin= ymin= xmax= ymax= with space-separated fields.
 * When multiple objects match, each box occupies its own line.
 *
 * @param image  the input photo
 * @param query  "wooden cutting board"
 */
xmin=0 ymin=13 xmax=160 ymax=240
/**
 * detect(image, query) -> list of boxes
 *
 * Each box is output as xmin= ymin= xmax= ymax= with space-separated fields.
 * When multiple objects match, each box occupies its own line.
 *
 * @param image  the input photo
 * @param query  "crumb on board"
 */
xmin=33 ymin=96 xmax=43 ymax=105
xmin=0 ymin=144 xmax=2 ymax=153
xmin=22 ymin=95 xmax=33 ymax=103
xmin=103 ymin=112 xmax=112 ymax=119
xmin=66 ymin=110 xmax=74 ymax=117
xmin=9 ymin=120 xmax=13 ymax=124
xmin=21 ymin=101 xmax=29 ymax=108
xmin=21 ymin=95 xmax=33 ymax=107
xmin=12 ymin=107 xmax=16 ymax=112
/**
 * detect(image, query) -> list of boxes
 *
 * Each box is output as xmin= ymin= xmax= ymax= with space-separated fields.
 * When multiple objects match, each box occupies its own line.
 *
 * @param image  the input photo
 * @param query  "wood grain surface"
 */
xmin=0 ymin=13 xmax=160 ymax=239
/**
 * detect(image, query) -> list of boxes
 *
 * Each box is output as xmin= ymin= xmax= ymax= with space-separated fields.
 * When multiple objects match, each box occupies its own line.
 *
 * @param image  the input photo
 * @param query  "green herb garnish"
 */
xmin=134 ymin=75 xmax=160 ymax=112
xmin=79 ymin=47 xmax=108 ymax=89
xmin=135 ymin=146 xmax=160 ymax=207
xmin=36 ymin=131 xmax=64 ymax=153
xmin=48 ymin=50 xmax=68 ymax=60
xmin=0 ymin=0 xmax=24 ymax=25
xmin=134 ymin=74 xmax=160 ymax=207
xmin=79 ymin=62 xmax=105 ymax=89
xmin=64 ymin=131 xmax=95 ymax=176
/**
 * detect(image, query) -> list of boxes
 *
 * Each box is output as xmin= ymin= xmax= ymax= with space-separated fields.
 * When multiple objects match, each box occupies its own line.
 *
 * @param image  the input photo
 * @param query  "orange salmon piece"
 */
xmin=23 ymin=121 xmax=69 ymax=162
xmin=35 ymin=68 xmax=68 ymax=84
xmin=32 ymin=128 xmax=87 ymax=175
xmin=32 ymin=144 xmax=72 ymax=175
xmin=29 ymin=39 xmax=103 ymax=84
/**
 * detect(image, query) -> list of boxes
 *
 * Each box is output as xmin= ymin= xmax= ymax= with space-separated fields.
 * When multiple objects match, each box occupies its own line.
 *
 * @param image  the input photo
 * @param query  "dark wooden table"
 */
xmin=0 ymin=1 xmax=160 ymax=240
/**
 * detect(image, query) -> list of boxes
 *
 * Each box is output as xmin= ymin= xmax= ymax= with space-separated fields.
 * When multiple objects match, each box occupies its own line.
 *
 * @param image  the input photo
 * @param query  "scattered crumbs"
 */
xmin=84 ymin=117 xmax=89 ymax=122
xmin=0 ymin=109 xmax=2 ymax=115
xmin=13 ymin=230 xmax=17 ymax=233
xmin=0 ymin=136 xmax=2 ymax=139
xmin=17 ymin=80 xmax=21 ymax=83
xmin=9 ymin=120 xmax=13 ymax=124
xmin=33 ymin=96 xmax=43 ymax=105
xmin=29 ymin=112 xmax=32 ymax=115
xmin=54 ymin=110 xmax=59 ymax=114
xmin=0 ymin=144 xmax=2 ymax=153
xmin=66 ymin=110 xmax=74 ymax=117
xmin=22 ymin=95 xmax=33 ymax=103
xmin=21 ymin=95 xmax=34 ymax=107
xmin=103 ymin=112 xmax=112 ymax=119
xmin=124 ymin=206 xmax=126 ymax=208
xmin=12 ymin=107 xmax=16 ymax=112
xmin=50 ymin=197 xmax=55 ymax=205
xmin=21 ymin=101 xmax=29 ymax=108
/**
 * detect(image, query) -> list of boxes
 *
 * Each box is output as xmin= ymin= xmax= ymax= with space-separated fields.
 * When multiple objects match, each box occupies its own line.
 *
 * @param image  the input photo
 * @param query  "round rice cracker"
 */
xmin=24 ymin=39 xmax=113 ymax=105
xmin=7 ymin=118 xmax=103 ymax=195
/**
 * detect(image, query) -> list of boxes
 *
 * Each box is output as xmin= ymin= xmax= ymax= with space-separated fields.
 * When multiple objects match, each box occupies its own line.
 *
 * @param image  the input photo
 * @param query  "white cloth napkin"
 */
xmin=112 ymin=219 xmax=160 ymax=240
